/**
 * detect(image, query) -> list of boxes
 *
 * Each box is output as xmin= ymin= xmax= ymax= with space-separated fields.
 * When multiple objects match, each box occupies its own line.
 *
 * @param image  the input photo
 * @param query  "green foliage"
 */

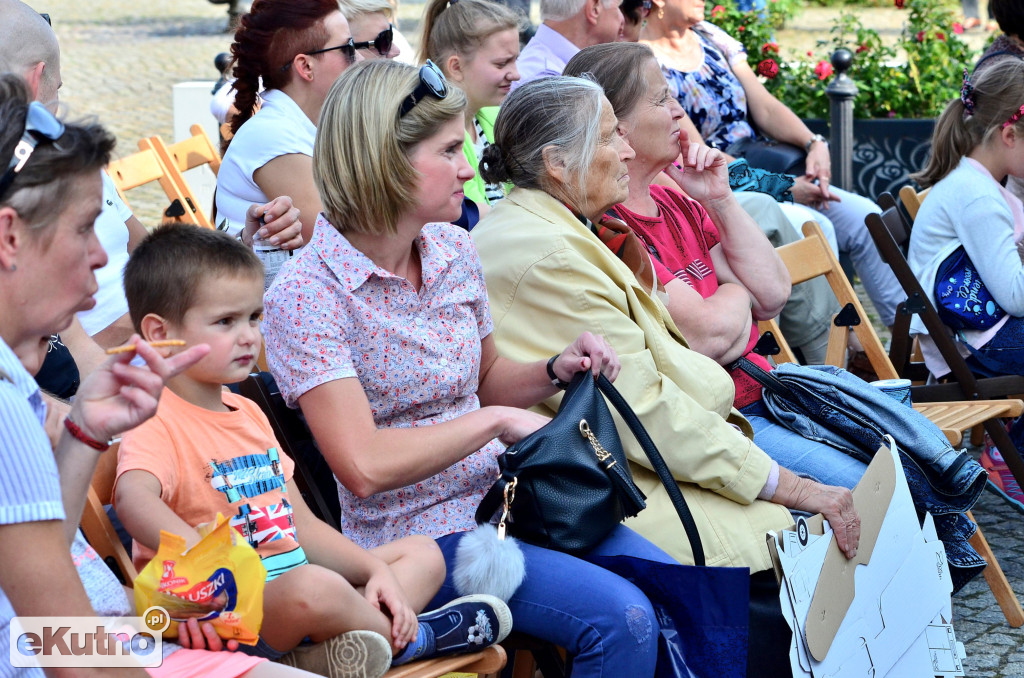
xmin=712 ymin=0 xmax=978 ymax=119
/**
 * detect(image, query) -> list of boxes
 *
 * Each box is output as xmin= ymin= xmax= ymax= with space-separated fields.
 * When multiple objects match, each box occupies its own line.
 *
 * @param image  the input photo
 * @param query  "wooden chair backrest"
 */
xmin=80 ymin=442 xmax=138 ymax=586
xmin=898 ymin=184 xmax=930 ymax=222
xmin=107 ymin=147 xmax=199 ymax=227
xmin=138 ymin=136 xmax=215 ymax=229
xmin=771 ymin=221 xmax=899 ymax=379
xmin=166 ymin=125 xmax=222 ymax=177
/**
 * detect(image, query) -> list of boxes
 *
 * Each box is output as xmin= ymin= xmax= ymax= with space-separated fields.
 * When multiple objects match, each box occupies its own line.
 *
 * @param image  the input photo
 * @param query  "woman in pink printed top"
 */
xmin=566 ymin=41 xmax=869 ymax=490
xmin=262 ymin=59 xmax=686 ymax=678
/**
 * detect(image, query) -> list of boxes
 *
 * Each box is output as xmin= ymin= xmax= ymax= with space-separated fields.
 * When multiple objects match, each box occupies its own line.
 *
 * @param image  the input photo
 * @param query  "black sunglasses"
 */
xmin=399 ymin=60 xmax=448 ymax=117
xmin=0 ymin=102 xmax=66 ymax=201
xmin=281 ymin=38 xmax=358 ymax=71
xmin=353 ymin=24 xmax=394 ymax=57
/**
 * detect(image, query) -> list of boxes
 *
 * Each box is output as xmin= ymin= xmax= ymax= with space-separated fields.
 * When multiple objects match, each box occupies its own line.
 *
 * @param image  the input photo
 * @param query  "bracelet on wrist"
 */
xmin=805 ymin=133 xmax=827 ymax=154
xmin=546 ymin=354 xmax=571 ymax=390
xmin=64 ymin=416 xmax=111 ymax=452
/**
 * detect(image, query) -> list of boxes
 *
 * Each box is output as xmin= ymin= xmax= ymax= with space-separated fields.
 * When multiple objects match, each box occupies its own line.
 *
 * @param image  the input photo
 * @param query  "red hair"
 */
xmin=228 ymin=0 xmax=339 ymax=137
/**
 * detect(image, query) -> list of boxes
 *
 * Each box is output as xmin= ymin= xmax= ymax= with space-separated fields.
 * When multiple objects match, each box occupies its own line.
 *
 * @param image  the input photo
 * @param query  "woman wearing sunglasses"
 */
xmin=217 ymin=0 xmax=365 ymax=288
xmin=420 ymin=0 xmax=522 ymax=228
xmin=263 ymin=59 xmax=672 ymax=678
xmin=339 ymin=0 xmax=412 ymax=62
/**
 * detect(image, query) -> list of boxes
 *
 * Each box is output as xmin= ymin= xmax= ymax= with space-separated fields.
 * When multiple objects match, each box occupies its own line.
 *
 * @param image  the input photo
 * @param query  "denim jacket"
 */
xmin=750 ymin=362 xmax=987 ymax=592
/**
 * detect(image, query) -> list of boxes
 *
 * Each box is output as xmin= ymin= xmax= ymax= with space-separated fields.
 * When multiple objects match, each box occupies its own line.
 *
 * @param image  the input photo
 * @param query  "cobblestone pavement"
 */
xmin=39 ymin=0 xmax=1024 ymax=674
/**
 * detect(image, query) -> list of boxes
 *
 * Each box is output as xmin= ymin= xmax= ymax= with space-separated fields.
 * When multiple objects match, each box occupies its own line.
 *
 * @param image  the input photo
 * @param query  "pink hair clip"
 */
xmin=1003 ymin=103 xmax=1024 ymax=129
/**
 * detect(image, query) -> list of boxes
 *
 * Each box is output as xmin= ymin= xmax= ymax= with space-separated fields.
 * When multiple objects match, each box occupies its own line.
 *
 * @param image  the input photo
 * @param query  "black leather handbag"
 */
xmin=475 ymin=372 xmax=705 ymax=564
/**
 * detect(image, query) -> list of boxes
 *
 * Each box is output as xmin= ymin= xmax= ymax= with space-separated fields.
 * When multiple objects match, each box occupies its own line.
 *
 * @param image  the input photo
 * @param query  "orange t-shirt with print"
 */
xmin=115 ymin=388 xmax=304 ymax=580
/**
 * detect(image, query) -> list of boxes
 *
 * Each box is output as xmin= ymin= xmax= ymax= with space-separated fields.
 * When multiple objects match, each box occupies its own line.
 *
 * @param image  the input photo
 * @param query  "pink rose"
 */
xmin=915 ymin=30 xmax=926 ymax=41
xmin=814 ymin=60 xmax=834 ymax=80
xmin=710 ymin=4 xmax=725 ymax=18
xmin=757 ymin=58 xmax=779 ymax=79
xmin=953 ymin=22 xmax=964 ymax=34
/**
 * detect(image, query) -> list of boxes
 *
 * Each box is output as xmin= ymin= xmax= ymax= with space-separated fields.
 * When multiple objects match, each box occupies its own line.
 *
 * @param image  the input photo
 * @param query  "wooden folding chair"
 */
xmin=137 ymin=135 xmax=215 ymax=229
xmin=865 ymin=197 xmax=1024 ymax=460
xmin=761 ymin=220 xmax=1024 ymax=627
xmin=106 ymin=147 xmax=199 ymax=226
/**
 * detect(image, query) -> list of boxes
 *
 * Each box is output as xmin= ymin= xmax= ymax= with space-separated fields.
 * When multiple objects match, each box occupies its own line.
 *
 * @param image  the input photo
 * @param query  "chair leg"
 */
xmin=971 ymin=424 xmax=985 ymax=447
xmin=967 ymin=511 xmax=1024 ymax=627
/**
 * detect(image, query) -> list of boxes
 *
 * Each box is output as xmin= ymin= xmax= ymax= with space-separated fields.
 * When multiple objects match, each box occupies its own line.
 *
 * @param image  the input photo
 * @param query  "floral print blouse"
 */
xmin=262 ymin=214 xmax=502 ymax=548
xmin=659 ymin=21 xmax=757 ymax=150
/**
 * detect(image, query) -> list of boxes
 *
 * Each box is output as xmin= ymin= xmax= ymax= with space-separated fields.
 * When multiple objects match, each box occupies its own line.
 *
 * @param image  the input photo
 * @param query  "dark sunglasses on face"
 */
xmin=399 ymin=60 xmax=449 ymax=117
xmin=0 ymin=101 xmax=66 ymax=201
xmin=353 ymin=24 xmax=394 ymax=57
xmin=281 ymin=38 xmax=358 ymax=71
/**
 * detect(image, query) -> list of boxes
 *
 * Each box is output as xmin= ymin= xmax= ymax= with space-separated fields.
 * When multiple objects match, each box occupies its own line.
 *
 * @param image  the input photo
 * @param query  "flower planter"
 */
xmin=805 ymin=118 xmax=935 ymax=200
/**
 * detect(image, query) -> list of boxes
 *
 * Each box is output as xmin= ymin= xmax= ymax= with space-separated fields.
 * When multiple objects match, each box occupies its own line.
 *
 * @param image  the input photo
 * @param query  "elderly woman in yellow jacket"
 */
xmin=471 ymin=76 xmax=861 ymax=674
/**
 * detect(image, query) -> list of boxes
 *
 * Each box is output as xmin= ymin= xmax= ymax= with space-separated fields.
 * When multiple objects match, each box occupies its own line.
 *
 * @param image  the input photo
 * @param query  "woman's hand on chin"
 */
xmin=553 ymin=332 xmax=621 ymax=383
xmin=665 ymin=134 xmax=731 ymax=206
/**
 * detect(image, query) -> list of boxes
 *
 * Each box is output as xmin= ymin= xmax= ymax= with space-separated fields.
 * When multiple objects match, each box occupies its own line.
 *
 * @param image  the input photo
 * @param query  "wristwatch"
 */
xmin=805 ymin=133 xmax=828 ymax=153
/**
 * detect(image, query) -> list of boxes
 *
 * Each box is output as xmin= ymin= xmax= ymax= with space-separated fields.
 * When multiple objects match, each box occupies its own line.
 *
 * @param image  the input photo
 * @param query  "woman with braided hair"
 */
xmin=216 ymin=0 xmax=363 ymax=286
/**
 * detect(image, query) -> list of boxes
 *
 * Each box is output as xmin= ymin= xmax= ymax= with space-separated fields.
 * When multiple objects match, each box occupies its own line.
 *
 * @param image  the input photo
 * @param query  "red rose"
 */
xmin=762 ymin=42 xmax=780 ymax=54
xmin=855 ymin=43 xmax=869 ymax=53
xmin=807 ymin=50 xmax=814 ymax=57
xmin=937 ymin=31 xmax=946 ymax=41
xmin=894 ymin=0 xmax=905 ymax=8
xmin=757 ymin=58 xmax=779 ymax=79
xmin=710 ymin=4 xmax=725 ymax=17
xmin=953 ymin=22 xmax=964 ymax=34
xmin=916 ymin=30 xmax=926 ymax=41
xmin=814 ymin=60 xmax=834 ymax=80
xmin=737 ymin=24 xmax=745 ymax=31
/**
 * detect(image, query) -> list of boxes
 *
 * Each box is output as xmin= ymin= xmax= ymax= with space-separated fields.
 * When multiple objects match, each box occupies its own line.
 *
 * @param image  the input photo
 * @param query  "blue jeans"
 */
xmin=741 ymin=399 xmax=867 ymax=488
xmin=430 ymin=525 xmax=667 ymax=678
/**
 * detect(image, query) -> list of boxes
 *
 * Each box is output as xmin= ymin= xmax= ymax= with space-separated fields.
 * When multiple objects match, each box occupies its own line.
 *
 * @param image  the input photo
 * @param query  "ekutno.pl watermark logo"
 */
xmin=9 ymin=607 xmax=171 ymax=668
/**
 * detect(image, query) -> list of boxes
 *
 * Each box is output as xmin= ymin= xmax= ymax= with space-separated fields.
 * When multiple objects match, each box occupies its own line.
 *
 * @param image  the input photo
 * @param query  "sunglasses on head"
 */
xmin=640 ymin=0 xmax=653 ymax=17
xmin=281 ymin=38 xmax=358 ymax=71
xmin=0 ymin=101 xmax=66 ymax=201
xmin=353 ymin=24 xmax=394 ymax=57
xmin=399 ymin=60 xmax=449 ymax=117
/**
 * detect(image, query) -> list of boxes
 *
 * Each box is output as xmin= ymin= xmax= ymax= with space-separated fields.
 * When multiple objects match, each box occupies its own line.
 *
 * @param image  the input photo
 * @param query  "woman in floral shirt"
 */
xmin=263 ymin=59 xmax=677 ymax=678
xmin=641 ymin=0 xmax=904 ymax=333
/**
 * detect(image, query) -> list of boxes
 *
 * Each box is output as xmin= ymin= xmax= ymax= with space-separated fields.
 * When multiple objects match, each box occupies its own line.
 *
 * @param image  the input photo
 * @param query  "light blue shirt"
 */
xmin=0 ymin=335 xmax=64 ymax=677
xmin=512 ymin=24 xmax=581 ymax=90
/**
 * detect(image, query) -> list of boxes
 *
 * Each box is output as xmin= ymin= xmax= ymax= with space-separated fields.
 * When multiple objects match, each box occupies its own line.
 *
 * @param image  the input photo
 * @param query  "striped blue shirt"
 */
xmin=0 ymin=335 xmax=64 ymax=677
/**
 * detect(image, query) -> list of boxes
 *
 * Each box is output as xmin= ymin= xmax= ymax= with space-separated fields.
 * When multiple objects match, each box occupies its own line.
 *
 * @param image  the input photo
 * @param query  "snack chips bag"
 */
xmin=134 ymin=514 xmax=266 ymax=645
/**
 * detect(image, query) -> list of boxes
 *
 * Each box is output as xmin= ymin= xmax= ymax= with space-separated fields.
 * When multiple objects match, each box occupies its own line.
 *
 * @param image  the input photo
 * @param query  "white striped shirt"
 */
xmin=0 ymin=335 xmax=63 ymax=677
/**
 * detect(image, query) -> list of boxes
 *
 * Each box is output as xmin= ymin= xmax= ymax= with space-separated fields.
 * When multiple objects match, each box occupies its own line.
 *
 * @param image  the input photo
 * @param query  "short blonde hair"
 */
xmin=337 ymin=0 xmax=393 ymax=21
xmin=314 ymin=59 xmax=467 ymax=235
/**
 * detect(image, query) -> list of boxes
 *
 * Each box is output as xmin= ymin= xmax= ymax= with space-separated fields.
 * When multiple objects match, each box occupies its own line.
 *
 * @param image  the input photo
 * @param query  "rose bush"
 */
xmin=709 ymin=0 xmax=977 ymax=119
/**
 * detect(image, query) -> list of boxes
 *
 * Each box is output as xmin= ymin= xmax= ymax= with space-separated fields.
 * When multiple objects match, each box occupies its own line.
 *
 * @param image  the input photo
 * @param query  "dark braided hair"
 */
xmin=228 ymin=0 xmax=338 ymax=138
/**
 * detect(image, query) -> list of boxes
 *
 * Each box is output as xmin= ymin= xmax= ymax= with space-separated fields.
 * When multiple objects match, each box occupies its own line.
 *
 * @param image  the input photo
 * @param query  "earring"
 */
xmin=657 ymin=7 xmax=664 ymax=18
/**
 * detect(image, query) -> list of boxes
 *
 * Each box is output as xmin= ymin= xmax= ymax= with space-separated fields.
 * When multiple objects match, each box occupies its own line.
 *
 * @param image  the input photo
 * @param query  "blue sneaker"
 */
xmin=414 ymin=595 xmax=512 ymax=660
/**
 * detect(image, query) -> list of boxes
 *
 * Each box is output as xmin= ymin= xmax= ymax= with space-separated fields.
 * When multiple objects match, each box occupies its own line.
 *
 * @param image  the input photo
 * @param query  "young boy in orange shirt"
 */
xmin=113 ymin=224 xmax=510 ymax=678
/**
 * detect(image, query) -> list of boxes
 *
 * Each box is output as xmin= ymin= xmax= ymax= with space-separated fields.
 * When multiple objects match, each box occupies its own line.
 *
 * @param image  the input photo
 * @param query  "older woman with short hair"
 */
xmin=262 ymin=59 xmax=676 ymax=677
xmin=472 ymin=75 xmax=861 ymax=676
xmin=562 ymin=41 xmax=869 ymax=490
